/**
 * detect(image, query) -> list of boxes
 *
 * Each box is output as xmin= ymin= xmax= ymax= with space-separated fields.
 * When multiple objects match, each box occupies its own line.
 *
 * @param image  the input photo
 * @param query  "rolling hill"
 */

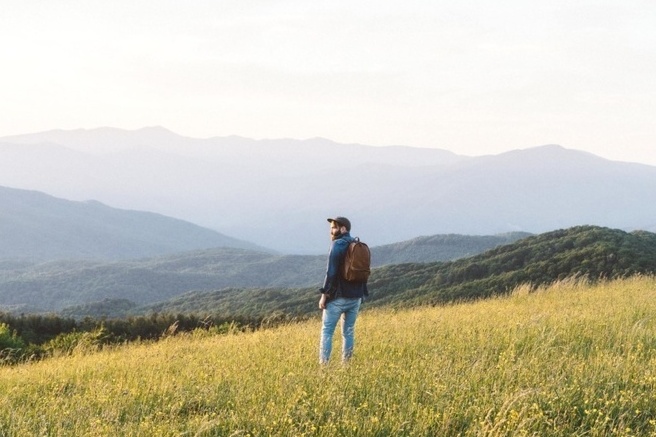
xmin=372 ymin=232 xmax=531 ymax=265
xmin=0 ymin=232 xmax=527 ymax=314
xmin=0 ymin=185 xmax=266 ymax=261
xmin=135 ymin=226 xmax=656 ymax=319
xmin=368 ymin=225 xmax=656 ymax=307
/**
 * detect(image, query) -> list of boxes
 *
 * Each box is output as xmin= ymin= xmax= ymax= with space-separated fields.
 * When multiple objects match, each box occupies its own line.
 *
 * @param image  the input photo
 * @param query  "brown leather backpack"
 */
xmin=342 ymin=237 xmax=371 ymax=282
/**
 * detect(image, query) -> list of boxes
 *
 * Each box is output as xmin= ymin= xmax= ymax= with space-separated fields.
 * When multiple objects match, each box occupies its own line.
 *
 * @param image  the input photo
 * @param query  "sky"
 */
xmin=2 ymin=0 xmax=656 ymax=165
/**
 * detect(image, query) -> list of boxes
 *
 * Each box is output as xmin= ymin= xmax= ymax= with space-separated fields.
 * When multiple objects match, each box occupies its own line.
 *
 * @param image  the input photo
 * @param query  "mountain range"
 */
xmin=0 ymin=182 xmax=526 ymax=314
xmin=3 ymin=127 xmax=656 ymax=253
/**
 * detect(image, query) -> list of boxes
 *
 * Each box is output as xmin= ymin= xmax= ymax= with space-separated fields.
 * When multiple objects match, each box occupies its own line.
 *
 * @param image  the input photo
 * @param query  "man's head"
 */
xmin=327 ymin=216 xmax=351 ymax=239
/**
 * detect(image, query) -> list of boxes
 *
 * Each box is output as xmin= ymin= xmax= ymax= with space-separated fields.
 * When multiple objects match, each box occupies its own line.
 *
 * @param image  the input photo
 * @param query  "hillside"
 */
xmin=0 ymin=248 xmax=322 ymax=313
xmin=3 ymin=128 xmax=656 ymax=252
xmin=369 ymin=225 xmax=656 ymax=306
xmin=0 ymin=232 xmax=522 ymax=314
xmin=140 ymin=226 xmax=656 ymax=319
xmin=0 ymin=185 xmax=265 ymax=261
xmin=371 ymin=232 xmax=530 ymax=265
xmin=2 ymin=277 xmax=656 ymax=435
xmin=3 ymin=225 xmax=653 ymax=318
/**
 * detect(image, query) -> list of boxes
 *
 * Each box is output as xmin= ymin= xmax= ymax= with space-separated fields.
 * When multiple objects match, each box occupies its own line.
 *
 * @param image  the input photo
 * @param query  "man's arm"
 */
xmin=319 ymin=238 xmax=348 ymax=308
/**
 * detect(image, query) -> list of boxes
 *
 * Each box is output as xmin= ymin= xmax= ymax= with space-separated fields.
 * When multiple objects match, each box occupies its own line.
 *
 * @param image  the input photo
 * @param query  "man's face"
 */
xmin=330 ymin=221 xmax=343 ymax=238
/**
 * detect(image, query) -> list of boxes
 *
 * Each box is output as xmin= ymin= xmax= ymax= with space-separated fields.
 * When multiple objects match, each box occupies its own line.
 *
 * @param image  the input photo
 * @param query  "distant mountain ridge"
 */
xmin=2 ymin=127 xmax=656 ymax=252
xmin=0 ymin=186 xmax=266 ymax=261
xmin=372 ymin=232 xmax=531 ymax=266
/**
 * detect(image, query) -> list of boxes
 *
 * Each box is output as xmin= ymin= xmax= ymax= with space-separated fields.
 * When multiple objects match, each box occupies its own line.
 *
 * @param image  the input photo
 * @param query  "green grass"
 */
xmin=2 ymin=276 xmax=656 ymax=436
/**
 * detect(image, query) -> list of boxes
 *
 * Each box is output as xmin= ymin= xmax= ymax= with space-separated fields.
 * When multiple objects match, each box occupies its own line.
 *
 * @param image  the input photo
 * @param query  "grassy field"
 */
xmin=2 ymin=276 xmax=656 ymax=436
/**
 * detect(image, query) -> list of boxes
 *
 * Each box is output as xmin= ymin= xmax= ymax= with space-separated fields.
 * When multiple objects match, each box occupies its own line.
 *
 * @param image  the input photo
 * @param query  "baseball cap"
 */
xmin=327 ymin=216 xmax=351 ymax=232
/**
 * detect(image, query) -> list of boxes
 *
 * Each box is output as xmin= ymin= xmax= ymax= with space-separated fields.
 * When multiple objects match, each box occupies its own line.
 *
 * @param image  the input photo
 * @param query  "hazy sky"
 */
xmin=2 ymin=1 xmax=655 ymax=164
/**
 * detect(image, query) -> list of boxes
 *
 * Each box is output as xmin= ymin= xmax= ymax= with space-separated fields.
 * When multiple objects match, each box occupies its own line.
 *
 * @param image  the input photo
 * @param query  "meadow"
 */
xmin=2 ymin=276 xmax=656 ymax=436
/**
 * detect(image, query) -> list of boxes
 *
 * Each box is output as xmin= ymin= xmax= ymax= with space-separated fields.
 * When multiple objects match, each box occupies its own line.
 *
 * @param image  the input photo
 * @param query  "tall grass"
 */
xmin=2 ymin=276 xmax=656 ymax=436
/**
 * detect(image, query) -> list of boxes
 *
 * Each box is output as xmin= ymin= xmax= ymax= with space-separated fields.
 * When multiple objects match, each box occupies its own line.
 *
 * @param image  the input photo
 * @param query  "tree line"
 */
xmin=0 ymin=311 xmax=272 ymax=365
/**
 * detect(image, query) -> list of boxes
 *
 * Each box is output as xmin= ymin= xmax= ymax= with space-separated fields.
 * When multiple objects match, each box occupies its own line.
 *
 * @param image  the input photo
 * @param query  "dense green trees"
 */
xmin=0 ymin=323 xmax=27 ymax=364
xmin=369 ymin=226 xmax=656 ymax=306
xmin=0 ymin=312 xmax=261 ymax=364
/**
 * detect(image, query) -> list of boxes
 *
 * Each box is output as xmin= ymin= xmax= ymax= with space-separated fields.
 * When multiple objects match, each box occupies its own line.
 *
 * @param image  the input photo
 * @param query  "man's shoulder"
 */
xmin=336 ymin=234 xmax=354 ymax=244
xmin=331 ymin=235 xmax=353 ymax=250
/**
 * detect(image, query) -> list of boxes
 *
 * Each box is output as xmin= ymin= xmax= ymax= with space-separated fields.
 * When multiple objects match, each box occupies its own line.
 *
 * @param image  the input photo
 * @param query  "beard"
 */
xmin=331 ymin=230 xmax=344 ymax=241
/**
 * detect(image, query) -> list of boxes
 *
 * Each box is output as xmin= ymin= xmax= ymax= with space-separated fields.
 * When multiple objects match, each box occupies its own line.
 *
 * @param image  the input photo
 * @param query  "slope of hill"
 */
xmin=6 ymin=225 xmax=651 ymax=319
xmin=0 ymin=248 xmax=322 ymax=313
xmin=0 ymin=232 xmax=523 ymax=315
xmin=5 ymin=278 xmax=656 ymax=437
xmin=370 ymin=225 xmax=656 ymax=307
xmin=4 ymin=278 xmax=656 ymax=435
xmin=3 ymin=128 xmax=656 ymax=252
xmin=139 ymin=226 xmax=656 ymax=319
xmin=371 ymin=232 xmax=531 ymax=265
xmin=0 ymin=185 xmax=265 ymax=261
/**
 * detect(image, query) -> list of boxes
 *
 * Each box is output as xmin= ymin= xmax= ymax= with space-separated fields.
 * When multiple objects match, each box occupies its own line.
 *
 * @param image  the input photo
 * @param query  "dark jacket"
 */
xmin=320 ymin=232 xmax=368 ymax=299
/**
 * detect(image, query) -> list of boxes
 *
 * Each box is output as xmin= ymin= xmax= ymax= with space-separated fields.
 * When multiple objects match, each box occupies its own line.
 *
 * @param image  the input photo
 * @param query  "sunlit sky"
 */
xmin=2 ymin=1 xmax=655 ymax=165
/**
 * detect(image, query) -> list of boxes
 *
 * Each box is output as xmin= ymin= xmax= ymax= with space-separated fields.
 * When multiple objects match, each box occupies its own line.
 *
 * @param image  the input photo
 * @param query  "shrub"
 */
xmin=44 ymin=325 xmax=111 ymax=357
xmin=0 ymin=323 xmax=25 ymax=350
xmin=0 ymin=323 xmax=26 ymax=364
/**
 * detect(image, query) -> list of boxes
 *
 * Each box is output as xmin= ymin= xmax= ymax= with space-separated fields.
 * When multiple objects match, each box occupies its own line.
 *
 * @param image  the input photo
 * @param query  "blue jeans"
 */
xmin=320 ymin=297 xmax=362 ymax=364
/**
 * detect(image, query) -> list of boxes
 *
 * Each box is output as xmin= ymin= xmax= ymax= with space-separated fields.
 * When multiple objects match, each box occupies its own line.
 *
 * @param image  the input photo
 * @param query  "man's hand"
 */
xmin=319 ymin=293 xmax=327 ymax=310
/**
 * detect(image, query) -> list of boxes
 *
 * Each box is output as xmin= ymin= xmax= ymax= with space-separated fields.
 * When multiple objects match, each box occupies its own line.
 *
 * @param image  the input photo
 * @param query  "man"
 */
xmin=319 ymin=216 xmax=369 ymax=364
